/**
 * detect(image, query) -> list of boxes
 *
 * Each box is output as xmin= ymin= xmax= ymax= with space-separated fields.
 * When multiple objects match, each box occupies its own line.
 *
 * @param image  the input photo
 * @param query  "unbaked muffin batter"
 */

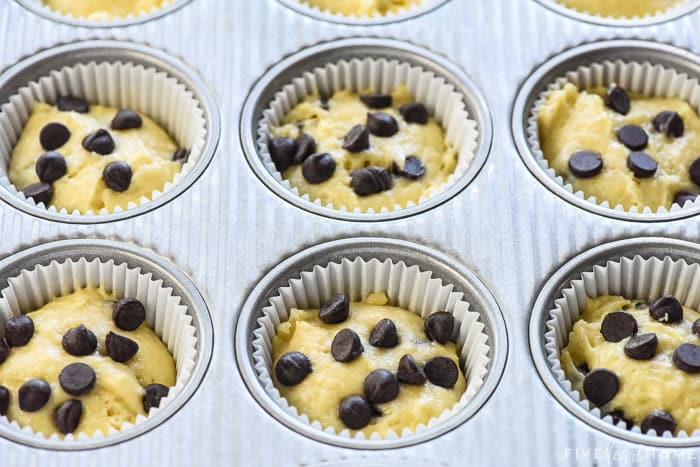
xmin=556 ymin=0 xmax=682 ymax=18
xmin=302 ymin=0 xmax=422 ymax=16
xmin=42 ymin=0 xmax=170 ymax=20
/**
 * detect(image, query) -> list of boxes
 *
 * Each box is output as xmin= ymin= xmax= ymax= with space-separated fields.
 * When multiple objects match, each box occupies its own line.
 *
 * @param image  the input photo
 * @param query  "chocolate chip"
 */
xmin=673 ymin=343 xmax=700 ymax=373
xmin=59 ymin=362 xmax=96 ymax=396
xmin=62 ymin=325 xmax=97 ymax=356
xmin=331 ymin=329 xmax=364 ymax=362
xmin=21 ymin=182 xmax=53 ymax=205
xmin=339 ymin=395 xmax=373 ymax=429
xmin=319 ymin=294 xmax=349 ymax=324
xmin=112 ymin=298 xmax=146 ymax=331
xmin=302 ymin=153 xmax=335 ymax=184
xmin=105 ymin=331 xmax=139 ymax=363
xmin=604 ymin=84 xmax=631 ymax=115
xmin=363 ymin=369 xmax=399 ymax=403
xmin=102 ymin=161 xmax=132 ymax=192
xmin=674 ymin=190 xmax=698 ymax=207
xmin=616 ymin=125 xmax=648 ymax=151
xmin=0 ymin=386 xmax=8 ymax=415
xmin=394 ymin=156 xmax=425 ymax=180
xmin=82 ymin=129 xmax=115 ymax=155
xmin=397 ymin=354 xmax=426 ymax=385
xmin=342 ymin=125 xmax=370 ymax=153
xmin=641 ymin=410 xmax=676 ymax=435
xmin=649 ymin=295 xmax=683 ymax=323
xmin=0 ymin=339 xmax=7 ymax=364
xmin=268 ymin=137 xmax=295 ymax=172
xmin=607 ymin=409 xmax=634 ymax=430
xmin=5 ymin=315 xmax=34 ymax=347
xmin=275 ymin=351 xmax=312 ymax=386
xmin=54 ymin=399 xmax=82 ymax=434
xmin=172 ymin=148 xmax=189 ymax=162
xmin=143 ymin=383 xmax=170 ymax=412
xmin=600 ymin=311 xmax=637 ymax=343
xmin=39 ymin=122 xmax=71 ymax=151
xmin=424 ymin=356 xmax=459 ymax=388
xmin=360 ymin=93 xmax=392 ymax=109
xmin=694 ymin=319 xmax=700 ymax=336
xmin=582 ymin=368 xmax=619 ymax=407
xmin=624 ymin=333 xmax=658 ymax=360
xmin=690 ymin=158 xmax=700 ymax=186
xmin=35 ymin=151 xmax=67 ymax=183
xmin=568 ymin=151 xmax=603 ymax=178
xmin=111 ymin=109 xmax=143 ymax=130
xmin=626 ymin=152 xmax=657 ymax=178
xmin=653 ymin=110 xmax=684 ymax=137
xmin=18 ymin=378 xmax=50 ymax=412
xmin=577 ymin=363 xmax=590 ymax=375
xmin=320 ymin=96 xmax=330 ymax=111
xmin=57 ymin=96 xmax=88 ymax=113
xmin=399 ymin=103 xmax=429 ymax=124
xmin=369 ymin=319 xmax=399 ymax=348
xmin=424 ymin=311 xmax=455 ymax=344
xmin=293 ymin=133 xmax=316 ymax=164
xmin=367 ymin=112 xmax=399 ymax=137
xmin=351 ymin=166 xmax=392 ymax=196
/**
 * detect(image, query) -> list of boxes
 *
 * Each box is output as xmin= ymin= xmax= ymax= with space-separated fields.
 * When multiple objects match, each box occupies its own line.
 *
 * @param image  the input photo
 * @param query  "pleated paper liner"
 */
xmin=279 ymin=0 xmax=445 ymax=25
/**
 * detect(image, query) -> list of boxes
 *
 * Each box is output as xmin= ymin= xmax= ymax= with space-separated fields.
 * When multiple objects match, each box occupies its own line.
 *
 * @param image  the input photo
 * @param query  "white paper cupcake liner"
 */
xmin=252 ymin=256 xmax=490 ymax=440
xmin=528 ymin=59 xmax=700 ymax=215
xmin=545 ymin=254 xmax=700 ymax=438
xmin=0 ymin=60 xmax=207 ymax=216
xmin=257 ymin=57 xmax=478 ymax=214
xmin=20 ymin=0 xmax=177 ymax=25
xmin=546 ymin=0 xmax=697 ymax=23
xmin=0 ymin=256 xmax=198 ymax=441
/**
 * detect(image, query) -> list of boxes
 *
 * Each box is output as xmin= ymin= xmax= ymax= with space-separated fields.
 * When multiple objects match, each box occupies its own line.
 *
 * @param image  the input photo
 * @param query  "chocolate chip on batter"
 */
xmin=582 ymin=368 xmax=619 ymax=407
xmin=105 ymin=331 xmax=139 ymax=363
xmin=320 ymin=96 xmax=330 ymax=111
xmin=57 ymin=96 xmax=89 ymax=113
xmin=59 ymin=362 xmax=96 ymax=396
xmin=302 ymin=153 xmax=336 ymax=184
xmin=576 ymin=363 xmax=590 ymax=375
xmin=293 ymin=133 xmax=317 ymax=165
xmin=54 ymin=399 xmax=82 ymax=434
xmin=275 ymin=351 xmax=312 ymax=386
xmin=319 ymin=293 xmax=350 ymax=324
xmin=82 ymin=129 xmax=115 ymax=155
xmin=394 ymin=156 xmax=425 ymax=180
xmin=331 ymin=328 xmax=364 ymax=362
xmin=367 ymin=112 xmax=399 ymax=137
xmin=626 ymin=152 xmax=657 ymax=178
xmin=110 ymin=109 xmax=143 ymax=130
xmin=18 ymin=378 xmax=51 ymax=412
xmin=641 ymin=410 xmax=676 ymax=435
xmin=172 ymin=148 xmax=190 ymax=162
xmin=103 ymin=161 xmax=132 ymax=192
xmin=600 ymin=311 xmax=637 ymax=343
xmin=5 ymin=315 xmax=34 ymax=347
xmin=397 ymin=354 xmax=427 ymax=385
xmin=0 ymin=339 xmax=8 ymax=364
xmin=0 ymin=386 xmax=8 ymax=416
xmin=690 ymin=158 xmax=700 ymax=186
xmin=424 ymin=356 xmax=459 ymax=389
xmin=268 ymin=137 xmax=295 ymax=172
xmin=425 ymin=311 xmax=455 ymax=345
xmin=568 ymin=151 xmax=603 ymax=178
xmin=21 ymin=182 xmax=53 ymax=205
xmin=143 ymin=383 xmax=170 ymax=412
xmin=606 ymin=409 xmax=634 ymax=430
xmin=363 ymin=369 xmax=399 ymax=403
xmin=62 ymin=324 xmax=97 ymax=356
xmin=616 ymin=125 xmax=648 ymax=151
xmin=653 ymin=110 xmax=684 ymax=138
xmin=342 ymin=125 xmax=370 ymax=153
xmin=360 ymin=93 xmax=392 ymax=109
xmin=39 ymin=122 xmax=71 ymax=151
xmin=674 ymin=190 xmax=698 ymax=207
xmin=369 ymin=319 xmax=399 ymax=348
xmin=649 ymin=295 xmax=683 ymax=323
xmin=339 ymin=395 xmax=373 ymax=429
xmin=624 ymin=333 xmax=658 ymax=360
xmin=694 ymin=319 xmax=700 ymax=336
xmin=351 ymin=166 xmax=392 ymax=196
xmin=673 ymin=343 xmax=700 ymax=373
xmin=35 ymin=151 xmax=67 ymax=183
xmin=604 ymin=84 xmax=631 ymax=115
xmin=113 ymin=297 xmax=146 ymax=331
xmin=399 ymin=102 xmax=429 ymax=124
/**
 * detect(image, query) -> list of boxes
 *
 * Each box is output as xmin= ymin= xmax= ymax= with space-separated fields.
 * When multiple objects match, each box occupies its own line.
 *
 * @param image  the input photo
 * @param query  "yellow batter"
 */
xmin=556 ymin=0 xmax=682 ymax=18
xmin=538 ymin=83 xmax=700 ymax=210
xmin=271 ymin=292 xmax=466 ymax=436
xmin=0 ymin=288 xmax=175 ymax=437
xmin=272 ymin=85 xmax=458 ymax=211
xmin=10 ymin=102 xmax=182 ymax=214
xmin=561 ymin=295 xmax=700 ymax=434
xmin=302 ymin=0 xmax=422 ymax=16
xmin=42 ymin=0 xmax=171 ymax=20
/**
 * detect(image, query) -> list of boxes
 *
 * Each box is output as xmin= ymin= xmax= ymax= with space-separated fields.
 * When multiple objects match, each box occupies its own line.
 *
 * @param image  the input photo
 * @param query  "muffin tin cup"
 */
xmin=0 ymin=39 xmax=220 ymax=224
xmin=241 ymin=37 xmax=492 ymax=222
xmin=0 ymin=238 xmax=213 ymax=450
xmin=529 ymin=236 xmax=700 ymax=448
xmin=235 ymin=237 xmax=507 ymax=449
xmin=512 ymin=39 xmax=700 ymax=222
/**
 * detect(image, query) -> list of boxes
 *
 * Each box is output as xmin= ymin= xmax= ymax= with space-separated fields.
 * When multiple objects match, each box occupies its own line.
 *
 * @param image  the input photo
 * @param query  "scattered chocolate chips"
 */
xmin=360 ymin=93 xmax=392 ymax=109
xmin=54 ymin=399 xmax=82 ymax=434
xmin=367 ymin=112 xmax=399 ymax=137
xmin=112 ymin=297 xmax=146 ymax=331
xmin=694 ymin=319 xmax=700 ymax=336
xmin=268 ymin=137 xmax=295 ymax=172
xmin=424 ymin=311 xmax=455 ymax=345
xmin=5 ymin=315 xmax=34 ymax=347
xmin=275 ymin=351 xmax=312 ymax=386
xmin=331 ymin=329 xmax=364 ymax=363
xmin=0 ymin=339 xmax=7 ymax=364
xmin=626 ymin=152 xmax=657 ymax=178
xmin=690 ymin=158 xmax=700 ymax=186
xmin=39 ymin=122 xmax=71 ymax=151
xmin=604 ymin=84 xmax=631 ymax=115
xmin=62 ymin=324 xmax=97 ymax=356
xmin=102 ymin=161 xmax=132 ymax=192
xmin=397 ymin=354 xmax=426 ymax=385
xmin=293 ymin=133 xmax=316 ymax=165
xmin=399 ymin=102 xmax=429 ymax=124
xmin=674 ymin=190 xmax=698 ymax=207
xmin=394 ymin=156 xmax=425 ymax=180
xmin=616 ymin=125 xmax=648 ymax=151
xmin=424 ymin=356 xmax=459 ymax=389
xmin=18 ymin=378 xmax=51 ymax=412
xmin=342 ymin=125 xmax=370 ymax=153
xmin=105 ymin=331 xmax=139 ymax=363
xmin=82 ymin=129 xmax=115 ymax=155
xmin=653 ymin=110 xmax=684 ymax=138
xmin=363 ymin=369 xmax=399 ymax=403
xmin=21 ymin=182 xmax=53 ymax=205
xmin=339 ymin=395 xmax=373 ymax=429
xmin=143 ymin=383 xmax=170 ymax=412
xmin=641 ymin=410 xmax=676 ymax=435
xmin=582 ymin=368 xmax=619 ymax=407
xmin=57 ymin=96 xmax=89 ymax=113
xmin=351 ymin=166 xmax=392 ymax=196
xmin=369 ymin=319 xmax=399 ymax=348
xmin=0 ymin=386 xmax=8 ymax=415
xmin=673 ymin=343 xmax=700 ymax=373
xmin=649 ymin=295 xmax=683 ymax=323
xmin=624 ymin=333 xmax=658 ymax=360
xmin=172 ymin=148 xmax=189 ymax=162
xmin=568 ymin=151 xmax=603 ymax=178
xmin=600 ymin=311 xmax=637 ymax=343
xmin=607 ymin=410 xmax=634 ymax=430
xmin=35 ymin=151 xmax=67 ymax=183
xmin=319 ymin=294 xmax=350 ymax=324
xmin=110 ymin=109 xmax=143 ymax=130
xmin=59 ymin=362 xmax=96 ymax=396
xmin=302 ymin=153 xmax=336 ymax=184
